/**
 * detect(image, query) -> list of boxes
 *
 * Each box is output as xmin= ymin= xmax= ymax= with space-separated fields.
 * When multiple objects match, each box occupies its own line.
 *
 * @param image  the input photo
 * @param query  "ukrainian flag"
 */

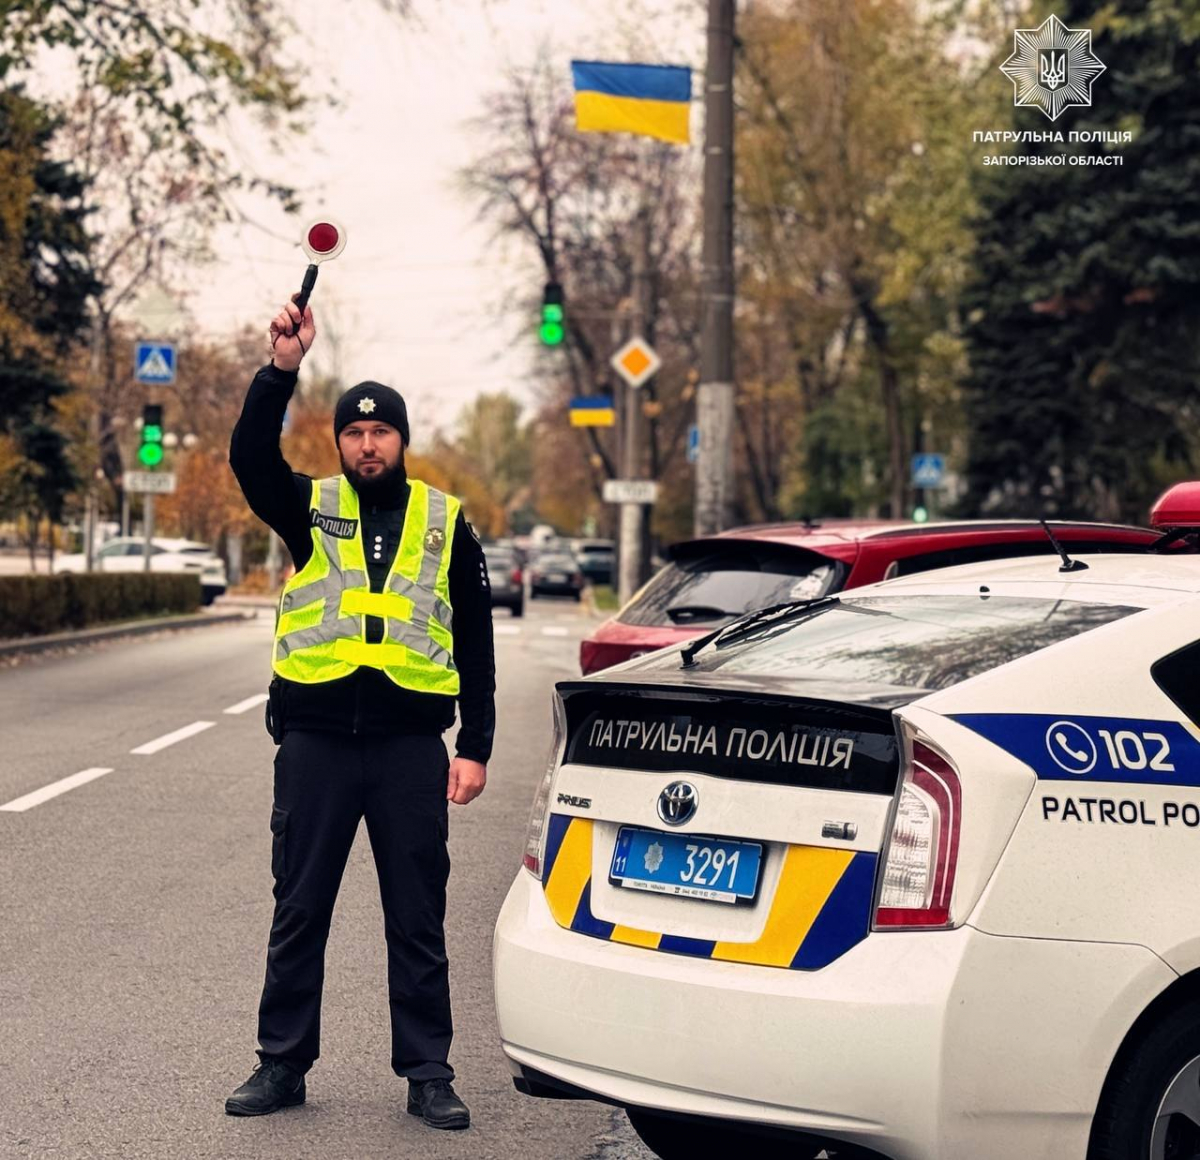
xmin=571 ymin=60 xmax=691 ymax=146
xmin=569 ymin=396 xmax=616 ymax=427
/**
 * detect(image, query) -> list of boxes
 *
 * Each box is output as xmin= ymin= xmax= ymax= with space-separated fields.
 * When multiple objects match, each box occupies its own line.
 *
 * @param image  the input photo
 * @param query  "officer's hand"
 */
xmin=447 ymin=757 xmax=486 ymax=806
xmin=269 ymin=295 xmax=316 ymax=372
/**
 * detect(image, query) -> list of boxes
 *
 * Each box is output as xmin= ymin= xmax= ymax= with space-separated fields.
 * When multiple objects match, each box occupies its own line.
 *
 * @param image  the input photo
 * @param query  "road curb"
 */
xmin=0 ymin=610 xmax=253 ymax=659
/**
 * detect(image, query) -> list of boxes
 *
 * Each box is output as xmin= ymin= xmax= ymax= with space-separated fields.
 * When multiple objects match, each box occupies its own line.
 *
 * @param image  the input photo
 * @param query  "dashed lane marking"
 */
xmin=0 ymin=768 xmax=114 ymax=813
xmin=494 ymin=625 xmax=521 ymax=636
xmin=130 ymin=721 xmax=216 ymax=755
xmin=542 ymin=626 xmax=570 ymax=637
xmin=224 ymin=693 xmax=269 ymax=715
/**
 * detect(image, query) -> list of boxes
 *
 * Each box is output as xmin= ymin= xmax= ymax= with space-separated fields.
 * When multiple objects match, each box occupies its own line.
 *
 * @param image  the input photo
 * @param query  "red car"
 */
xmin=579 ymin=518 xmax=1160 ymax=676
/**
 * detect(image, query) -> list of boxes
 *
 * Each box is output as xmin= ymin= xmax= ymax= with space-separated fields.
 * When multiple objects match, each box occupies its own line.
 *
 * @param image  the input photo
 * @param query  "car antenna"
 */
xmin=1040 ymin=519 xmax=1088 ymax=572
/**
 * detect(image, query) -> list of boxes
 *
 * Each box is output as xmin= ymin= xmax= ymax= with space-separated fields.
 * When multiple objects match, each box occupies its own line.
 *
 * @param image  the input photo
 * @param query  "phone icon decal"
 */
xmin=1045 ymin=721 xmax=1097 ymax=774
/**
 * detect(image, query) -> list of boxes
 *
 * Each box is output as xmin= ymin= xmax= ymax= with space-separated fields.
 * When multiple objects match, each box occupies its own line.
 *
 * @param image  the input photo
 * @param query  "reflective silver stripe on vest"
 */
xmin=278 ymin=478 xmax=367 ymax=659
xmin=388 ymin=574 xmax=453 ymax=632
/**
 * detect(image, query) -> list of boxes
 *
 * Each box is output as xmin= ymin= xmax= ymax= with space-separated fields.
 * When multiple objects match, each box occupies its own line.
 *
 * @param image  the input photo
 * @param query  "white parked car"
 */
xmin=53 ymin=536 xmax=227 ymax=604
xmin=494 ymin=484 xmax=1200 ymax=1160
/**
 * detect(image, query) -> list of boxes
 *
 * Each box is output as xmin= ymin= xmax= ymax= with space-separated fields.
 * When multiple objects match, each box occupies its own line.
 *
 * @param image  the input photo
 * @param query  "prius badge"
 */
xmin=657 ymin=780 xmax=698 ymax=827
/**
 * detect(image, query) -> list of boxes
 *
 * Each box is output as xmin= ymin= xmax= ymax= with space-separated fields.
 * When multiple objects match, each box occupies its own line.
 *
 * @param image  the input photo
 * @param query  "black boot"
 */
xmin=225 ymin=1059 xmax=306 ymax=1116
xmin=406 ymin=1078 xmax=470 ymax=1130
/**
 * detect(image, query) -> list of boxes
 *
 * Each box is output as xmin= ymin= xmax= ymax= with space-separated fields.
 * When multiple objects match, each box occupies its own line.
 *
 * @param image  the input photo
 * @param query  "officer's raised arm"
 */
xmin=228 ymin=300 xmax=318 ymax=558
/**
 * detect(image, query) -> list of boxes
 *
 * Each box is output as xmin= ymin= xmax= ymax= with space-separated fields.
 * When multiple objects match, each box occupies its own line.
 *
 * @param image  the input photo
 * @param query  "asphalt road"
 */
xmin=0 ymin=595 xmax=654 ymax=1160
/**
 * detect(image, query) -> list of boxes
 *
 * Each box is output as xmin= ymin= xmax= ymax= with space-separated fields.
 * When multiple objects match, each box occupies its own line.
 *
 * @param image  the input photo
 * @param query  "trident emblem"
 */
xmin=1040 ymin=51 xmax=1066 ymax=90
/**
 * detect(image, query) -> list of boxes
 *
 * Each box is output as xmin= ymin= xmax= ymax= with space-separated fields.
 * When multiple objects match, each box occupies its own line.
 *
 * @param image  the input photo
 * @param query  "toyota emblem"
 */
xmin=657 ymin=781 xmax=698 ymax=827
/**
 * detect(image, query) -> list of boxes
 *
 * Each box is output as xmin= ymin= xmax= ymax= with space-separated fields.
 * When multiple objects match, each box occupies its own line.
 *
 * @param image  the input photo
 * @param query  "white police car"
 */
xmin=493 ymin=484 xmax=1200 ymax=1160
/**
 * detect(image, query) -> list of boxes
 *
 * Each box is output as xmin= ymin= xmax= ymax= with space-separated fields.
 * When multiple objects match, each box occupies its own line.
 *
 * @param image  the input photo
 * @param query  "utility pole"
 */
xmin=617 ymin=208 xmax=654 ymax=605
xmin=694 ymin=0 xmax=737 ymax=536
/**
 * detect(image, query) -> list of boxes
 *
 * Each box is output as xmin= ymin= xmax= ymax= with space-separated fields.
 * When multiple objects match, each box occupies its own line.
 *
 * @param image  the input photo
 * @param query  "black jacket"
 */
xmin=229 ymin=364 xmax=496 ymax=763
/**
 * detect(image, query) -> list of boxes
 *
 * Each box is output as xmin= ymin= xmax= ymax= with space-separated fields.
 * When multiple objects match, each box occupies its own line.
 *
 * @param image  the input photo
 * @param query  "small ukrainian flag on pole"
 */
xmin=570 ymin=60 xmax=692 ymax=145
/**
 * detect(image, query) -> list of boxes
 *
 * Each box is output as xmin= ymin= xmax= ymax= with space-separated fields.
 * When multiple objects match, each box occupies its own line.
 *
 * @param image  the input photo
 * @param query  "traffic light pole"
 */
xmin=617 ymin=209 xmax=653 ymax=606
xmin=694 ymin=0 xmax=737 ymax=536
xmin=144 ymin=492 xmax=154 ymax=572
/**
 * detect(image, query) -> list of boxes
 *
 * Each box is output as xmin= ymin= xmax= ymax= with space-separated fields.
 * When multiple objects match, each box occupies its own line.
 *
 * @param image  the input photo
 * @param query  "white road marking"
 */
xmin=224 ymin=693 xmax=269 ymax=715
xmin=494 ymin=625 xmax=522 ymax=636
xmin=131 ymin=721 xmax=216 ymax=755
xmin=541 ymin=626 xmax=569 ymax=637
xmin=0 ymin=767 xmax=114 ymax=813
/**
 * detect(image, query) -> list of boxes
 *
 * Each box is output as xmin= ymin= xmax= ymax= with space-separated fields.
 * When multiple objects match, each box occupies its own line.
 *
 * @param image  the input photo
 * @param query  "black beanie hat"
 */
xmin=333 ymin=381 xmax=410 ymax=446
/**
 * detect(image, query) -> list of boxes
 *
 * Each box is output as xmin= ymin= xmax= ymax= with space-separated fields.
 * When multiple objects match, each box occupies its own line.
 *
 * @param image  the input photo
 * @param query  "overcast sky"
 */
xmin=183 ymin=0 xmax=703 ymax=440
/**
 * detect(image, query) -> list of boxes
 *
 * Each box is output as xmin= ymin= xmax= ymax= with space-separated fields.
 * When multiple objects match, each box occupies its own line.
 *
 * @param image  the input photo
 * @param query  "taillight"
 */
xmin=523 ymin=695 xmax=565 ymax=878
xmin=511 ymin=568 xmax=523 ymax=584
xmin=875 ymin=738 xmax=962 ymax=930
xmin=579 ymin=641 xmax=597 ymax=675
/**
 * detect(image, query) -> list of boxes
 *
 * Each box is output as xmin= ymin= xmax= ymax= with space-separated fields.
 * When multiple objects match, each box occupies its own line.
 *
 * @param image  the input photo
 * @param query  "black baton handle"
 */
xmin=295 ymin=264 xmax=319 ymax=314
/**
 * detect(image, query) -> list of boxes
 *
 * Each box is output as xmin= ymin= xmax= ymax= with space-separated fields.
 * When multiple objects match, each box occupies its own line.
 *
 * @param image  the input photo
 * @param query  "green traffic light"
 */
xmin=138 ymin=442 xmax=164 ymax=467
xmin=912 ymin=505 xmax=929 ymax=523
xmin=539 ymin=320 xmax=564 ymax=346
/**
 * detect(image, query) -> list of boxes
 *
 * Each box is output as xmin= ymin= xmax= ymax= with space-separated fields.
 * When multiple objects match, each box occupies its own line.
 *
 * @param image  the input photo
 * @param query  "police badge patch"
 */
xmin=424 ymin=527 xmax=446 ymax=553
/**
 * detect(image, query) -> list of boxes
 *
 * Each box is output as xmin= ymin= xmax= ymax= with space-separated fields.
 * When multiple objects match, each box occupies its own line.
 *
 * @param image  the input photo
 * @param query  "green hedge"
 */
xmin=0 ymin=573 xmax=202 ymax=639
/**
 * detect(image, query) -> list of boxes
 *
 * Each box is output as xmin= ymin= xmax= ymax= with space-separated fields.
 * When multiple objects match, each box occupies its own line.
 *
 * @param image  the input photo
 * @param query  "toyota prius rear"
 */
xmin=494 ymin=531 xmax=1200 ymax=1160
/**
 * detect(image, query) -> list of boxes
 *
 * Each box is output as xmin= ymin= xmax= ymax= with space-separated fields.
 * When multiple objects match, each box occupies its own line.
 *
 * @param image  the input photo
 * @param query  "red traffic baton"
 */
xmin=295 ymin=218 xmax=347 ymax=312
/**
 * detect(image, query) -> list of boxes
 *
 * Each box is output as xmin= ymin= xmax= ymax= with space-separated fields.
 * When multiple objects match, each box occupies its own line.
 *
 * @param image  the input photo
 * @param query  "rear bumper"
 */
xmin=494 ymin=869 xmax=1174 ymax=1160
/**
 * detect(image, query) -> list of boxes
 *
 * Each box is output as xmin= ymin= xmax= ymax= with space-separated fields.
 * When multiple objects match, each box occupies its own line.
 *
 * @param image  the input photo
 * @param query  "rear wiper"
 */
xmin=665 ymin=604 xmax=739 ymax=624
xmin=679 ymin=596 xmax=839 ymax=668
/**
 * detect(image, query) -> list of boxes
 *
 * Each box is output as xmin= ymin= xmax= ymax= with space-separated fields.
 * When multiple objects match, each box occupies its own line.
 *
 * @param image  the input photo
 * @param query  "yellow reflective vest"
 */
xmin=273 ymin=475 xmax=460 ymax=696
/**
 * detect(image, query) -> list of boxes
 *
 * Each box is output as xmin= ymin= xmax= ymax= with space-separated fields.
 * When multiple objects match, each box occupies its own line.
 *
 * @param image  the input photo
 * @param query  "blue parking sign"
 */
xmin=135 ymin=342 xmax=176 ymax=384
xmin=911 ymin=453 xmax=946 ymax=489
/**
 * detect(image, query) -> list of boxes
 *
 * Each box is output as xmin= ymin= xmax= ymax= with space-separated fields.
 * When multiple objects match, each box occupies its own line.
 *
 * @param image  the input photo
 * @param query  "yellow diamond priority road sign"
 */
xmin=611 ymin=336 xmax=661 ymax=389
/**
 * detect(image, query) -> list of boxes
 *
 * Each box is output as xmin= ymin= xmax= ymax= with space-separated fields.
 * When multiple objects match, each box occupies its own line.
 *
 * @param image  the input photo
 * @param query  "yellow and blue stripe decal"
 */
xmin=541 ymin=814 xmax=878 ymax=970
xmin=571 ymin=60 xmax=691 ymax=145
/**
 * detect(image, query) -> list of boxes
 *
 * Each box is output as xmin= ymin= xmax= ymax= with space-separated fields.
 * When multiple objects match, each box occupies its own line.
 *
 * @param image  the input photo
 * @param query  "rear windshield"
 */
xmin=619 ymin=544 xmax=846 ymax=628
xmin=665 ymin=594 xmax=1139 ymax=694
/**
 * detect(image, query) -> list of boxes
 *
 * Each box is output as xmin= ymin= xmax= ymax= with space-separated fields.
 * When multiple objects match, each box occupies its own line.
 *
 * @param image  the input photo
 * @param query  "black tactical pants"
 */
xmin=255 ymin=729 xmax=454 ymax=1081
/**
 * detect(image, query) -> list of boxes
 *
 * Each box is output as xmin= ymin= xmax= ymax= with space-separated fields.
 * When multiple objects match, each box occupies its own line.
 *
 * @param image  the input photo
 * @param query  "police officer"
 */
xmin=224 ymin=298 xmax=494 ymax=1131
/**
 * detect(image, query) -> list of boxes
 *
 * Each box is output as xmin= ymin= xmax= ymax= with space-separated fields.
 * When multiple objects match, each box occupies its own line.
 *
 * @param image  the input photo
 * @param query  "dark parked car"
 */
xmin=530 ymin=552 xmax=584 ymax=601
xmin=483 ymin=546 xmax=524 ymax=617
xmin=572 ymin=539 xmax=615 ymax=586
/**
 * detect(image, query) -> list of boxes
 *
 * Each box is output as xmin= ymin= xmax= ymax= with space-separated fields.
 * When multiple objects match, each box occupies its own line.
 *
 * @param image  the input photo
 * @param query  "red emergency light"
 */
xmin=1150 ymin=482 xmax=1200 ymax=528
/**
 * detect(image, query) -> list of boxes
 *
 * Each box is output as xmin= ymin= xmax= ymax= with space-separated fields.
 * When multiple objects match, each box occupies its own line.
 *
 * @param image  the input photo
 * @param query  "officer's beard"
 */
xmin=341 ymin=449 xmax=407 ymax=506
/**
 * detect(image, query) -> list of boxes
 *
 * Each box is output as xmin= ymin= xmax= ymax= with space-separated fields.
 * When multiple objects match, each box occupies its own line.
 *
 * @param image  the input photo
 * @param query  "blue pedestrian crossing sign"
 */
xmin=134 ymin=342 xmax=176 ymax=385
xmin=911 ymin=453 xmax=946 ymax=489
